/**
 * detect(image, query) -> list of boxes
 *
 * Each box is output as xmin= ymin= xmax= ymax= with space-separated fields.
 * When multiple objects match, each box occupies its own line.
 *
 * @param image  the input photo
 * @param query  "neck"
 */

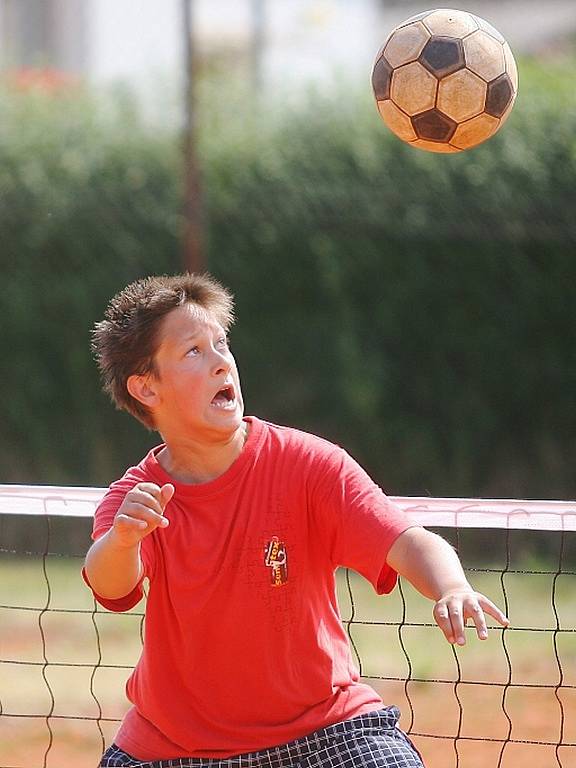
xmin=157 ymin=422 xmax=248 ymax=484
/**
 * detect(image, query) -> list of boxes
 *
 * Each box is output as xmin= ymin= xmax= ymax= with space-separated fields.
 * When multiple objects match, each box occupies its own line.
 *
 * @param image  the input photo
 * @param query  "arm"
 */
xmin=386 ymin=526 xmax=509 ymax=645
xmin=84 ymin=482 xmax=174 ymax=599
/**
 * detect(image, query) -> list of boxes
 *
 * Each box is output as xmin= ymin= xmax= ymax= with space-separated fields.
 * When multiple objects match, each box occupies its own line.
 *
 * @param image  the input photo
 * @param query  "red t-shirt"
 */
xmin=84 ymin=417 xmax=418 ymax=759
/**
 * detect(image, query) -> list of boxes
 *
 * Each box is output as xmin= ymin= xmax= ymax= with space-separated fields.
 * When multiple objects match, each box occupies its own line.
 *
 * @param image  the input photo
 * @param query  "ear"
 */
xmin=127 ymin=373 xmax=160 ymax=408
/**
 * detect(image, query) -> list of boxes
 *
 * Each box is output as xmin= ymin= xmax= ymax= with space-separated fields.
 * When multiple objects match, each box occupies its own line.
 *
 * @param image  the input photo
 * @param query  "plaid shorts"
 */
xmin=98 ymin=707 xmax=424 ymax=768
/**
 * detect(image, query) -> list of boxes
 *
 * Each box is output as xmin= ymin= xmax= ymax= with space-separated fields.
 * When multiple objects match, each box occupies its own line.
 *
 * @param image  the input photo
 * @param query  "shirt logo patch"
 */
xmin=264 ymin=537 xmax=288 ymax=586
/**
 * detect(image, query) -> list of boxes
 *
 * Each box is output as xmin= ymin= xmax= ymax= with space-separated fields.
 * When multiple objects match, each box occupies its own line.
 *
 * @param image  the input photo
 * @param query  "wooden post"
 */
xmin=250 ymin=0 xmax=266 ymax=96
xmin=182 ymin=0 xmax=204 ymax=273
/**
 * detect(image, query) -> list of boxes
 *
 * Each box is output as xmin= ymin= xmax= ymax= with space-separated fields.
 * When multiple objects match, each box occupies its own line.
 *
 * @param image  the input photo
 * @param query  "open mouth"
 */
xmin=211 ymin=384 xmax=236 ymax=409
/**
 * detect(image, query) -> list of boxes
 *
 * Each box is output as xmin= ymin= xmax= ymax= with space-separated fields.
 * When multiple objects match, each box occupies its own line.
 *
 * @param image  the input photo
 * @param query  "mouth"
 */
xmin=210 ymin=384 xmax=237 ymax=410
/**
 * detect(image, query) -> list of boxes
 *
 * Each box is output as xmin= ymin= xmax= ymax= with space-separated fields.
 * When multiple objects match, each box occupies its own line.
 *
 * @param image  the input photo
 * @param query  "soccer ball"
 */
xmin=371 ymin=8 xmax=518 ymax=153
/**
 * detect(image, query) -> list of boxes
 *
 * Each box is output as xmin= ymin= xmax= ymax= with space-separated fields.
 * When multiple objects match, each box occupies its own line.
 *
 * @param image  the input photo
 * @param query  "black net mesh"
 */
xmin=0 ymin=490 xmax=575 ymax=767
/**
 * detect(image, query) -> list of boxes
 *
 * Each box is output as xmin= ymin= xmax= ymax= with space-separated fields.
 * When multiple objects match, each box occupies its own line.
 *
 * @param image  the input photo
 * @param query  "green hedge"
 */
xmin=0 ymin=88 xmax=182 ymax=482
xmin=1 ymin=60 xmax=575 ymax=499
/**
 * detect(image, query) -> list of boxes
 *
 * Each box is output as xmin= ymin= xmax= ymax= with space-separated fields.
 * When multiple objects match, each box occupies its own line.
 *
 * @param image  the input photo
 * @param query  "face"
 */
xmin=135 ymin=304 xmax=244 ymax=440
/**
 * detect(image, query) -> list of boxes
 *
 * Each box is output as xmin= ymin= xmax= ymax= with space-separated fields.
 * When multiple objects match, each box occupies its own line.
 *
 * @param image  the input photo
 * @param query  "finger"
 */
xmin=129 ymin=483 xmax=172 ymax=512
xmin=159 ymin=484 xmax=175 ymax=510
xmin=118 ymin=503 xmax=169 ymax=531
xmin=433 ymin=603 xmax=457 ymax=645
xmin=126 ymin=489 xmax=166 ymax=517
xmin=477 ymin=594 xmax=510 ymax=627
xmin=464 ymin=600 xmax=488 ymax=640
xmin=114 ymin=513 xmax=148 ymax=532
xmin=132 ymin=482 xmax=165 ymax=499
xmin=447 ymin=602 xmax=466 ymax=646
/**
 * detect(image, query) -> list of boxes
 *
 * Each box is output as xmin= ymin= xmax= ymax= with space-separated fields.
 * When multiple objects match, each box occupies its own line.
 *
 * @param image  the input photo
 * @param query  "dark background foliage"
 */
xmin=1 ymin=59 xmax=575 ymax=505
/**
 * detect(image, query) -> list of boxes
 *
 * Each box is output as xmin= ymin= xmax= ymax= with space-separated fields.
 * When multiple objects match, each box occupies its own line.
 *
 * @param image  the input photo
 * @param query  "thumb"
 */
xmin=160 ymin=483 xmax=175 ymax=511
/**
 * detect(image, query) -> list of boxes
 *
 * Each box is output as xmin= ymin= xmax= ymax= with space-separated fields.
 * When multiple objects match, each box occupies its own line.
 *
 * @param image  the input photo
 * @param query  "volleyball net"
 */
xmin=0 ymin=486 xmax=575 ymax=768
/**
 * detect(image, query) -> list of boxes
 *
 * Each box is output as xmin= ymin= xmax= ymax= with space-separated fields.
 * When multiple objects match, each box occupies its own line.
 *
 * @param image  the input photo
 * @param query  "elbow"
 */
xmin=82 ymin=565 xmax=143 ymax=611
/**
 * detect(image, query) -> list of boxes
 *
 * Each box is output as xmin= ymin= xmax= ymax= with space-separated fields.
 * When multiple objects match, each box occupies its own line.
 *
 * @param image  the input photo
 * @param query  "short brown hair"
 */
xmin=92 ymin=273 xmax=235 ymax=428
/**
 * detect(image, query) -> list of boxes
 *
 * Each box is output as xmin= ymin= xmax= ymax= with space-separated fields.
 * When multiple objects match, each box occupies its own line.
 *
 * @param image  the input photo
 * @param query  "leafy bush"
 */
xmin=1 ymin=59 xmax=575 ymax=500
xmin=0 ymin=87 xmax=182 ymax=482
xmin=204 ymin=60 xmax=576 ymax=498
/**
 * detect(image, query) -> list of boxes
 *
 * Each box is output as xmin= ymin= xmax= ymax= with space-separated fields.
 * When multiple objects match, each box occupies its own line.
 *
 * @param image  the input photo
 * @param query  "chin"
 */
xmin=209 ymin=409 xmax=244 ymax=432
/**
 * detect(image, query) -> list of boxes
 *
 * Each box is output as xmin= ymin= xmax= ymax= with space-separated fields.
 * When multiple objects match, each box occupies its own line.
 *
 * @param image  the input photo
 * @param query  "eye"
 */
xmin=186 ymin=345 xmax=200 ymax=356
xmin=217 ymin=336 xmax=229 ymax=349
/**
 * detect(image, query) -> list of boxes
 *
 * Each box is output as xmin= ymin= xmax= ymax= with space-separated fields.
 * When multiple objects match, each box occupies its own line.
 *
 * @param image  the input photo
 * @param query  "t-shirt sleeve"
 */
xmin=311 ymin=446 xmax=420 ymax=594
xmin=82 ymin=566 xmax=145 ymax=612
xmin=84 ymin=474 xmax=155 ymax=612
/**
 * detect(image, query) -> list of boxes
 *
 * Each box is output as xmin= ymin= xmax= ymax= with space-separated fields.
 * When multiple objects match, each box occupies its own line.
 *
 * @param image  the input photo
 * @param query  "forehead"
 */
xmin=156 ymin=304 xmax=225 ymax=348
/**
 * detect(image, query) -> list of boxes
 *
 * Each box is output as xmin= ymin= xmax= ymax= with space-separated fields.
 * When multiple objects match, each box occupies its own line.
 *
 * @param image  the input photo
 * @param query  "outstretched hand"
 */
xmin=433 ymin=588 xmax=509 ymax=646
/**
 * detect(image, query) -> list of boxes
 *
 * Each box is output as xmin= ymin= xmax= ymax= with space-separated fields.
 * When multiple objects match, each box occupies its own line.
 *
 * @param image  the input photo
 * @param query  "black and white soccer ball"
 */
xmin=372 ymin=8 xmax=518 ymax=153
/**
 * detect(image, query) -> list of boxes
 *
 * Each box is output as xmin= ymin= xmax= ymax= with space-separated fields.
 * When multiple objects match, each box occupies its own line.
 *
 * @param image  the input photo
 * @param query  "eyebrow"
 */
xmin=179 ymin=328 xmax=227 ymax=347
xmin=183 ymin=327 xmax=226 ymax=341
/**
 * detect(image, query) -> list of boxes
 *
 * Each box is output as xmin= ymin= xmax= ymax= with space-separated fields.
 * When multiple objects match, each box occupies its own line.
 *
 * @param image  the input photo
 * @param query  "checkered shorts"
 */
xmin=98 ymin=707 xmax=424 ymax=768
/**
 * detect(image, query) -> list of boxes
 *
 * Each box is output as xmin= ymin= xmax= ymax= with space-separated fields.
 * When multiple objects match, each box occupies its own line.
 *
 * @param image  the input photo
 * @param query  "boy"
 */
xmin=84 ymin=273 xmax=509 ymax=768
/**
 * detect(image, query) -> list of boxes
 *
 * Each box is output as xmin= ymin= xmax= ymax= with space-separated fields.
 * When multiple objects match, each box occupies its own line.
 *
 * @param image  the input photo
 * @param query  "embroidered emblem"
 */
xmin=264 ymin=537 xmax=288 ymax=586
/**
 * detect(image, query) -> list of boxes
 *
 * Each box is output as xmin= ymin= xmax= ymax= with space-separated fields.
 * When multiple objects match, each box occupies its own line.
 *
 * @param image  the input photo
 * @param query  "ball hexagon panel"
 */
xmin=412 ymin=137 xmax=460 ymax=153
xmin=420 ymin=36 xmax=466 ymax=78
xmin=398 ymin=11 xmax=431 ymax=28
xmin=390 ymin=61 xmax=437 ymax=116
xmin=422 ymin=8 xmax=478 ymax=38
xmin=472 ymin=14 xmax=505 ymax=44
xmin=412 ymin=109 xmax=457 ymax=142
xmin=377 ymin=100 xmax=418 ymax=142
xmin=372 ymin=56 xmax=393 ymax=101
xmin=383 ymin=21 xmax=430 ymax=68
xmin=464 ymin=30 xmax=506 ymax=82
xmin=371 ymin=9 xmax=518 ymax=152
xmin=437 ymin=69 xmax=487 ymax=122
xmin=486 ymin=73 xmax=515 ymax=118
xmin=451 ymin=113 xmax=500 ymax=150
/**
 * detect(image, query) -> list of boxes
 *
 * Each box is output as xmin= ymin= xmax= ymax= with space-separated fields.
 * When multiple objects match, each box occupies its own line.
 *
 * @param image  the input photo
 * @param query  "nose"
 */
xmin=210 ymin=346 xmax=232 ymax=376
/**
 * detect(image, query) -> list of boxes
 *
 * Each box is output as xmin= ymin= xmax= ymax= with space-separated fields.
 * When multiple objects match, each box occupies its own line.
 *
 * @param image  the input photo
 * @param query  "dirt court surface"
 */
xmin=1 ymin=677 xmax=575 ymax=768
xmin=1 ymin=558 xmax=574 ymax=767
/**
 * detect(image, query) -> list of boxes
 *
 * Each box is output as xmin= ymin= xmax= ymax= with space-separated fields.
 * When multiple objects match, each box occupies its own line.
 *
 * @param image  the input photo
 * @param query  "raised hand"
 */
xmin=111 ymin=482 xmax=175 ymax=548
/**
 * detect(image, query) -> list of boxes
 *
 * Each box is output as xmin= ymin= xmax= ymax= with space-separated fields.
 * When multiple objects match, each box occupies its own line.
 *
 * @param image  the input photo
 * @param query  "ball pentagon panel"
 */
xmin=420 ymin=36 xmax=465 ymax=78
xmin=486 ymin=73 xmax=515 ymax=118
xmin=503 ymin=43 xmax=519 ymax=91
xmin=372 ymin=56 xmax=393 ymax=101
xmin=412 ymin=109 xmax=457 ymax=143
xmin=371 ymin=8 xmax=518 ymax=153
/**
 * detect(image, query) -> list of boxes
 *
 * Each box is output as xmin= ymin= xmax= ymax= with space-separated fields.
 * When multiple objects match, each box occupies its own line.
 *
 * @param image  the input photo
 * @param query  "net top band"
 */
xmin=0 ymin=485 xmax=575 ymax=531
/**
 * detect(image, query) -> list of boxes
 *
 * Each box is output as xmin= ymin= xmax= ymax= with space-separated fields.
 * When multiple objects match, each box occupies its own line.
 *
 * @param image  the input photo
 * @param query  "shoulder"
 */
xmin=251 ymin=418 xmax=353 ymax=493
xmin=257 ymin=418 xmax=344 ymax=464
xmin=92 ymin=446 xmax=164 ymax=539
